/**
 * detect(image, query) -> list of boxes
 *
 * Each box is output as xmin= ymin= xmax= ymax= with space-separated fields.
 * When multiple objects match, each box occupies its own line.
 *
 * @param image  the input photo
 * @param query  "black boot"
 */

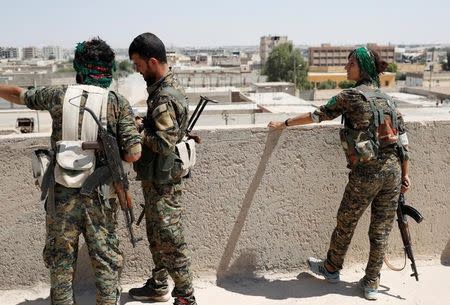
xmin=128 ymin=278 xmax=170 ymax=302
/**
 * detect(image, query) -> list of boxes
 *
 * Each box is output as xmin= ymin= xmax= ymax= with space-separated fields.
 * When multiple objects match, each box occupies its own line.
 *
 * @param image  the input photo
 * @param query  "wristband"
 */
xmin=284 ymin=119 xmax=290 ymax=127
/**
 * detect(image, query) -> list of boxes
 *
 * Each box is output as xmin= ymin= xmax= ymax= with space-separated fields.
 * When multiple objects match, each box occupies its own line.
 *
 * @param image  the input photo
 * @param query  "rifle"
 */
xmin=135 ymin=95 xmax=218 ymax=226
xmin=80 ymin=106 xmax=141 ymax=247
xmin=385 ymin=193 xmax=424 ymax=280
xmin=187 ymin=96 xmax=218 ymax=136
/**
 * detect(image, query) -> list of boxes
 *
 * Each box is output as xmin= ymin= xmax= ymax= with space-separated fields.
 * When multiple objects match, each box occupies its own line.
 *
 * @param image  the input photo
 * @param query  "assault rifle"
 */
xmin=385 ymin=193 xmax=423 ymax=281
xmin=80 ymin=106 xmax=141 ymax=247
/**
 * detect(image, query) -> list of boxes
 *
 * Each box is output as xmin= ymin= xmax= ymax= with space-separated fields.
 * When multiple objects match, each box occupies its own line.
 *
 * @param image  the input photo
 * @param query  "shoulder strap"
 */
xmin=62 ymin=85 xmax=84 ymax=140
xmin=62 ymin=85 xmax=108 ymax=141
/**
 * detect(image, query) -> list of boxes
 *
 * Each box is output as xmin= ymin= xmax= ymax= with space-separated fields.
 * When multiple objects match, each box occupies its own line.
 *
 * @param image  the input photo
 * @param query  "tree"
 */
xmin=263 ymin=42 xmax=309 ymax=89
xmin=117 ymin=60 xmax=134 ymax=73
xmin=338 ymin=80 xmax=356 ymax=89
xmin=114 ymin=60 xmax=134 ymax=78
xmin=386 ymin=62 xmax=398 ymax=73
xmin=318 ymin=80 xmax=337 ymax=90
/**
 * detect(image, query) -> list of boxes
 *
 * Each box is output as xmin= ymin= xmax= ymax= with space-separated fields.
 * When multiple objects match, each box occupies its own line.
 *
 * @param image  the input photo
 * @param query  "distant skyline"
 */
xmin=1 ymin=0 xmax=449 ymax=49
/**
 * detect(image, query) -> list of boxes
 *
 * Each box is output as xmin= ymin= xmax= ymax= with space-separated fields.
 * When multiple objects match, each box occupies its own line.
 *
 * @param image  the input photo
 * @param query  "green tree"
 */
xmin=395 ymin=72 xmax=406 ymax=81
xmin=263 ymin=42 xmax=309 ymax=89
xmin=318 ymin=80 xmax=337 ymax=90
xmin=117 ymin=60 xmax=134 ymax=73
xmin=114 ymin=60 xmax=134 ymax=78
xmin=338 ymin=80 xmax=356 ymax=89
xmin=386 ymin=62 xmax=398 ymax=73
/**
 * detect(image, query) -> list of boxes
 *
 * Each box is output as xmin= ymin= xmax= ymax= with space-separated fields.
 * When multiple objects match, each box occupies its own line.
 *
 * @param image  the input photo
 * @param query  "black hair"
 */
xmin=74 ymin=37 xmax=115 ymax=67
xmin=128 ymin=32 xmax=167 ymax=63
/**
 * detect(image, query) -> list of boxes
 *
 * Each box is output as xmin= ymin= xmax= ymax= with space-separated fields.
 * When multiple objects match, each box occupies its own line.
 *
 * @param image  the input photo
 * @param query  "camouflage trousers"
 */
xmin=44 ymin=184 xmax=123 ymax=305
xmin=141 ymin=180 xmax=194 ymax=297
xmin=326 ymin=155 xmax=401 ymax=289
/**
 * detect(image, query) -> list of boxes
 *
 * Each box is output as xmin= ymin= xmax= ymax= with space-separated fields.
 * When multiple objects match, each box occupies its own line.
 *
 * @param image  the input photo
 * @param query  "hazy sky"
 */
xmin=1 ymin=0 xmax=449 ymax=48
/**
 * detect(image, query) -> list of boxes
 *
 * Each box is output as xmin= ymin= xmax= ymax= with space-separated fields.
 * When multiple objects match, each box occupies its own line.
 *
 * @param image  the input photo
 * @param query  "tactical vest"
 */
xmin=32 ymin=85 xmax=109 ymax=189
xmin=339 ymin=86 xmax=399 ymax=167
xmin=134 ymin=85 xmax=192 ymax=183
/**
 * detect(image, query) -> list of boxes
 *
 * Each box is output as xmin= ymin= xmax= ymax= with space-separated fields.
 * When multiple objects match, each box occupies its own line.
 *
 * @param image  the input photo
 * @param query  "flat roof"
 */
xmin=308 ymin=72 xmax=395 ymax=76
xmin=247 ymin=92 xmax=311 ymax=106
xmin=252 ymin=82 xmax=294 ymax=87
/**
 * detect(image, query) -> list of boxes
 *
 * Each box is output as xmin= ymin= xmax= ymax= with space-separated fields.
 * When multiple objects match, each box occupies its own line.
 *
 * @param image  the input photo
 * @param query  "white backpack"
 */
xmin=53 ymin=85 xmax=109 ymax=188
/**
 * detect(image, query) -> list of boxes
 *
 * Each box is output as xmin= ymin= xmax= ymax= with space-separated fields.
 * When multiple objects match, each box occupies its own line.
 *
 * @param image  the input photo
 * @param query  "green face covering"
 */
xmin=353 ymin=47 xmax=380 ymax=87
xmin=73 ymin=42 xmax=116 ymax=88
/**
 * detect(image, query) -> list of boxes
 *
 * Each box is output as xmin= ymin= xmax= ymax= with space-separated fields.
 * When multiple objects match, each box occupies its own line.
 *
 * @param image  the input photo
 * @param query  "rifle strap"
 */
xmin=383 ymin=251 xmax=407 ymax=271
xmin=62 ymin=85 xmax=109 ymax=141
xmin=40 ymin=150 xmax=56 ymax=216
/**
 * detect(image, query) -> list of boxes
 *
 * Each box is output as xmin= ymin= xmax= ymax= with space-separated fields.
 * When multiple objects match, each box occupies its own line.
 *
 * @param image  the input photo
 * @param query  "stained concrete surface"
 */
xmin=1 ymin=261 xmax=449 ymax=305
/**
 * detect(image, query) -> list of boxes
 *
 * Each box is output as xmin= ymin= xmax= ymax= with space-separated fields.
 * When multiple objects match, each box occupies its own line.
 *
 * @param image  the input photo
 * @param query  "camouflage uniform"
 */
xmin=22 ymin=85 xmax=141 ymax=305
xmin=133 ymin=71 xmax=194 ymax=297
xmin=312 ymin=83 xmax=408 ymax=289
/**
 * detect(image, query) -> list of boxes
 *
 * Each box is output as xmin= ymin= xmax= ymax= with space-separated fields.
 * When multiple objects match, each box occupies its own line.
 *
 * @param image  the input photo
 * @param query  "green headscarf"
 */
xmin=73 ymin=42 xmax=116 ymax=88
xmin=353 ymin=47 xmax=380 ymax=87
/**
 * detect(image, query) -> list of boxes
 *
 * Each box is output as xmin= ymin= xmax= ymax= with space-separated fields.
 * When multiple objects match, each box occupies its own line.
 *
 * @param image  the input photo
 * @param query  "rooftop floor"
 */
xmin=1 ymin=260 xmax=448 ymax=305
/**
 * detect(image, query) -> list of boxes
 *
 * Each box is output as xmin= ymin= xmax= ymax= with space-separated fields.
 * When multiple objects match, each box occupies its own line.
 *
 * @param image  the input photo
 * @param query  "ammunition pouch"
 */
xmin=340 ymin=128 xmax=378 ymax=166
xmin=32 ymin=149 xmax=52 ymax=189
xmin=54 ymin=140 xmax=96 ymax=188
xmin=175 ymin=138 xmax=197 ymax=178
xmin=134 ymin=145 xmax=184 ymax=184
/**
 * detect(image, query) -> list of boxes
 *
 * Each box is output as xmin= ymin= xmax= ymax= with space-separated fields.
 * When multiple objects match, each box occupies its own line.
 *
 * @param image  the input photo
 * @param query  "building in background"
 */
xmin=260 ymin=35 xmax=289 ymax=65
xmin=0 ymin=47 xmax=21 ymax=59
xmin=23 ymin=47 xmax=40 ymax=59
xmin=308 ymin=43 xmax=395 ymax=68
xmin=42 ymin=46 xmax=63 ymax=60
xmin=308 ymin=72 xmax=396 ymax=88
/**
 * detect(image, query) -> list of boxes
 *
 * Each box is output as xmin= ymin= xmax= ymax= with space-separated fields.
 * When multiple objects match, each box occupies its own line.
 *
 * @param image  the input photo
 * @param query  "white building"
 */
xmin=42 ymin=46 xmax=63 ymax=60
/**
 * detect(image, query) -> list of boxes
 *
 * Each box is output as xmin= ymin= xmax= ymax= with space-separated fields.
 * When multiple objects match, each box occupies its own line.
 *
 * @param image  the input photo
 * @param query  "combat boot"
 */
xmin=128 ymin=278 xmax=170 ymax=302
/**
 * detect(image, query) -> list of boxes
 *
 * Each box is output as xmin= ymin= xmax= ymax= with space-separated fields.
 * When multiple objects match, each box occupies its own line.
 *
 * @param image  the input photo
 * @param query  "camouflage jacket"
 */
xmin=134 ymin=71 xmax=189 ymax=184
xmin=312 ymin=83 xmax=409 ymax=162
xmin=21 ymin=85 xmax=141 ymax=155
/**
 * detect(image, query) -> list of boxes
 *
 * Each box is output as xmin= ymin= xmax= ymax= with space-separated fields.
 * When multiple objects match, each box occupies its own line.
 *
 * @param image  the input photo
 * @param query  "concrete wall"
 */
xmin=0 ymin=122 xmax=449 ymax=289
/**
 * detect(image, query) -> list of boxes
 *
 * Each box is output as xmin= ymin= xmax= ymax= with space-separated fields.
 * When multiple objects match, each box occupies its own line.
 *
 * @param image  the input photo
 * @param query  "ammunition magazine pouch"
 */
xmin=32 ymin=149 xmax=52 ymax=188
xmin=32 ymin=148 xmax=56 ymax=215
xmin=340 ymin=128 xmax=378 ymax=166
xmin=176 ymin=138 xmax=197 ymax=177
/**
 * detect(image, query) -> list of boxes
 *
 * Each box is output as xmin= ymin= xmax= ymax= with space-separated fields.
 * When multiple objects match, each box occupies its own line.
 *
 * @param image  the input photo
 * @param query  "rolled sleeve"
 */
xmin=313 ymin=91 xmax=349 ymax=122
xmin=396 ymin=110 xmax=410 ymax=160
xmin=115 ymin=95 xmax=142 ymax=153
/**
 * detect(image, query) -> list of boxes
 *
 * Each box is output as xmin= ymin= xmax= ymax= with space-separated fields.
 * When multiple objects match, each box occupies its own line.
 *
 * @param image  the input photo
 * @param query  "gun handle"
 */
xmin=82 ymin=141 xmax=101 ymax=150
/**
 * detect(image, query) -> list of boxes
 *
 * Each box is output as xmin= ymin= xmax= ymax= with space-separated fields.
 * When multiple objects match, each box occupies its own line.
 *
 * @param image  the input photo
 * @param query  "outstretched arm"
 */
xmin=268 ymin=112 xmax=314 ymax=130
xmin=0 ymin=84 xmax=26 ymax=105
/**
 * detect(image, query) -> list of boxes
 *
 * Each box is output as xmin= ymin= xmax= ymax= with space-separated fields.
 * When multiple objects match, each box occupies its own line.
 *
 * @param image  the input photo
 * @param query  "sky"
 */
xmin=1 ymin=0 xmax=449 ymax=49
